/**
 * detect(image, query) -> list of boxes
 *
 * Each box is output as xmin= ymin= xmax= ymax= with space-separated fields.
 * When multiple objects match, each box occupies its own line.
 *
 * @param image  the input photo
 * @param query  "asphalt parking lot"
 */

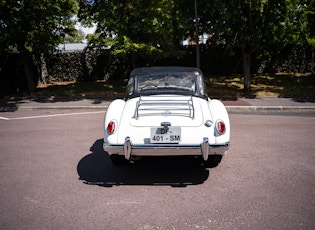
xmin=0 ymin=109 xmax=315 ymax=229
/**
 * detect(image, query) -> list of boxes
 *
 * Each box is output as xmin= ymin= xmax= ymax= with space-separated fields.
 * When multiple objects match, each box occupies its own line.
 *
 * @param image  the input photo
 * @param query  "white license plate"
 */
xmin=150 ymin=127 xmax=181 ymax=143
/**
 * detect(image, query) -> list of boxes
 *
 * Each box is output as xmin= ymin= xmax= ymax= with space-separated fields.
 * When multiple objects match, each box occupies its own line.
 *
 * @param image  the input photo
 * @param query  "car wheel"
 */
xmin=204 ymin=155 xmax=222 ymax=168
xmin=110 ymin=154 xmax=126 ymax=165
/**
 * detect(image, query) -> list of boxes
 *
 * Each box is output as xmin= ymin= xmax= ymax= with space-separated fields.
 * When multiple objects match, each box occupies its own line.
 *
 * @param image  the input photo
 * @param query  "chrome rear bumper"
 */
xmin=103 ymin=137 xmax=229 ymax=161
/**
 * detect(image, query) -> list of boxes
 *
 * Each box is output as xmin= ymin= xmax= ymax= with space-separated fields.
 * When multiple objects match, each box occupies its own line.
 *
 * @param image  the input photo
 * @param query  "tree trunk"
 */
xmin=242 ymin=47 xmax=251 ymax=94
xmin=38 ymin=53 xmax=48 ymax=85
xmin=21 ymin=52 xmax=36 ymax=91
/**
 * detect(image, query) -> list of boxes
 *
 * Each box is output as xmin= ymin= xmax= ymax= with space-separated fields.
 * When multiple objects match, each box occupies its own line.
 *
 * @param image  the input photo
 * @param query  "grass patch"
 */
xmin=5 ymin=73 xmax=315 ymax=101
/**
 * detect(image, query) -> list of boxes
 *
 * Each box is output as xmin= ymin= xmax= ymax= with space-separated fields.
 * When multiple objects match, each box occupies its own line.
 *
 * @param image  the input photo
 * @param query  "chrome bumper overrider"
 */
xmin=103 ymin=137 xmax=229 ymax=161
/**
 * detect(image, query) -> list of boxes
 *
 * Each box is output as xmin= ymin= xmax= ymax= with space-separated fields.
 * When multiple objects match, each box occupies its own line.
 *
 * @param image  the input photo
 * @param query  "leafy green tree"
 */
xmin=0 ymin=0 xmax=78 ymax=91
xmin=78 ymin=0 xmax=194 ymax=67
xmin=65 ymin=29 xmax=86 ymax=43
xmin=285 ymin=0 xmax=315 ymax=43
xmin=306 ymin=1 xmax=315 ymax=40
xmin=199 ymin=0 xmax=314 ymax=93
xmin=78 ymin=0 xmax=314 ymax=90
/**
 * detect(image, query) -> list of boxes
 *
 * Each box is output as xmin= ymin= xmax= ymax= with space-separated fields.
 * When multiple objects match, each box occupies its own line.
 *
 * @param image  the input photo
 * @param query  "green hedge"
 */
xmin=0 ymin=44 xmax=314 ymax=96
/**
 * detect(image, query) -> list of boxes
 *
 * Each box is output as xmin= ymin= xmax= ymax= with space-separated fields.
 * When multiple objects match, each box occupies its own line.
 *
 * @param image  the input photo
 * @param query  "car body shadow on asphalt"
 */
xmin=77 ymin=139 xmax=210 ymax=187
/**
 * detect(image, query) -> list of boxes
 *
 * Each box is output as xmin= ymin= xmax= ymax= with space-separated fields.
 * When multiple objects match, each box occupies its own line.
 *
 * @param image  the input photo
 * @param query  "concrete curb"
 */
xmin=17 ymin=105 xmax=109 ymax=110
xmin=225 ymin=106 xmax=315 ymax=112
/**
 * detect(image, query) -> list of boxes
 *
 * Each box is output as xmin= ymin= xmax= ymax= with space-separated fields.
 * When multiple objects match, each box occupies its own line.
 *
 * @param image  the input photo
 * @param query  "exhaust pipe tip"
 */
xmin=129 ymin=157 xmax=136 ymax=164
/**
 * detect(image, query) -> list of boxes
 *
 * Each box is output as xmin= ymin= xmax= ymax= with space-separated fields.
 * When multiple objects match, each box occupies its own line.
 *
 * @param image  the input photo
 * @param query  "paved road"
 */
xmin=0 ymin=110 xmax=314 ymax=229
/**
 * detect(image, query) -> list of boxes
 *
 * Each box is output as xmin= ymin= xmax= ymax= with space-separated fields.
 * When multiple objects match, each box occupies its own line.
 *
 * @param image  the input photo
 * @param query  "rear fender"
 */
xmin=208 ymin=99 xmax=230 ymax=144
xmin=104 ymin=99 xmax=126 ymax=143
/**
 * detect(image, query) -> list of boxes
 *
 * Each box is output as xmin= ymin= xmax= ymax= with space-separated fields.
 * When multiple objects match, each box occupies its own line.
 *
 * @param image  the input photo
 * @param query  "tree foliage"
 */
xmin=197 ymin=0 xmax=314 ymax=92
xmin=65 ymin=29 xmax=85 ymax=43
xmin=0 ymin=0 xmax=78 ymax=90
xmin=77 ymin=0 xmax=314 ymax=91
xmin=1 ymin=0 xmax=314 ymax=93
xmin=78 ymin=0 xmax=195 ymax=66
xmin=0 ymin=0 xmax=78 ymax=53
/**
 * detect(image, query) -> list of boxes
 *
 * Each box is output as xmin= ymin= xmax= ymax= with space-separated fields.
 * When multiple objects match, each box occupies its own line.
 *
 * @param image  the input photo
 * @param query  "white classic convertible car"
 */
xmin=103 ymin=66 xmax=230 ymax=166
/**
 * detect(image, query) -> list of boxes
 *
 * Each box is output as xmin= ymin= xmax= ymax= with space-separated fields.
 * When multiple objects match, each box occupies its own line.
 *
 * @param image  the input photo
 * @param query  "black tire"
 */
xmin=204 ymin=155 xmax=222 ymax=168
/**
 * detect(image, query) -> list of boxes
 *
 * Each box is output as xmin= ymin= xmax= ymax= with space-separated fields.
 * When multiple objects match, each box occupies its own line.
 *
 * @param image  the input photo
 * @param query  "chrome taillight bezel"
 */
xmin=215 ymin=119 xmax=226 ymax=135
xmin=107 ymin=120 xmax=116 ymax=135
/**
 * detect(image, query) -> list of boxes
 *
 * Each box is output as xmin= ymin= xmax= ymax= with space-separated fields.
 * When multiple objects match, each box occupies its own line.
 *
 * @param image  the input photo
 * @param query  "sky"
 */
xmin=75 ymin=22 xmax=97 ymax=35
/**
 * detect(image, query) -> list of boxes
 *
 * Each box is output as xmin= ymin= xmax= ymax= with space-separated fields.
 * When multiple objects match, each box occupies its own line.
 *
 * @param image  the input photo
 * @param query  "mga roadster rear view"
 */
xmin=103 ymin=66 xmax=230 ymax=166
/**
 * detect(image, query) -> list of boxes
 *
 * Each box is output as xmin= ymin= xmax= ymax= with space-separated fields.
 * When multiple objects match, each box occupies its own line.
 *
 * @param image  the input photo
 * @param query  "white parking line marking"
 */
xmin=0 ymin=111 xmax=104 ymax=121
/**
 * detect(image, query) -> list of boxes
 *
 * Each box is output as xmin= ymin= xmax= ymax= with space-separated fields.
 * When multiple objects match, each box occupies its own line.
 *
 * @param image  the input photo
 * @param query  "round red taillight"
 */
xmin=216 ymin=120 xmax=226 ymax=134
xmin=107 ymin=121 xmax=116 ymax=134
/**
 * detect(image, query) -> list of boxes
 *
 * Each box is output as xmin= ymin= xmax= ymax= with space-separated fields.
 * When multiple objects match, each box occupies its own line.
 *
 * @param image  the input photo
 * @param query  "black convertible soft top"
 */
xmin=130 ymin=66 xmax=203 ymax=77
xmin=126 ymin=66 xmax=207 ymax=99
